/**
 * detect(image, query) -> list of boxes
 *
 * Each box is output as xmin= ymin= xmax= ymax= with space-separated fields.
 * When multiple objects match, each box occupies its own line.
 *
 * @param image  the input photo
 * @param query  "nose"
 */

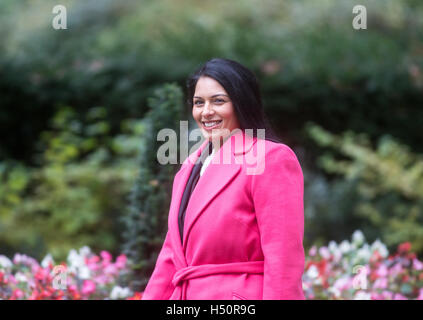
xmin=202 ymin=100 xmax=215 ymax=116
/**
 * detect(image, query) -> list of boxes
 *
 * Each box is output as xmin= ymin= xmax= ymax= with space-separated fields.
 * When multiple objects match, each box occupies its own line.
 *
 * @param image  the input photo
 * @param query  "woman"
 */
xmin=142 ymin=58 xmax=305 ymax=300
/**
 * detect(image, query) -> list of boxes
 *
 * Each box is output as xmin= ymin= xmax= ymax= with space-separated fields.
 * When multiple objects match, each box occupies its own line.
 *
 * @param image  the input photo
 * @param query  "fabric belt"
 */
xmin=171 ymin=261 xmax=264 ymax=300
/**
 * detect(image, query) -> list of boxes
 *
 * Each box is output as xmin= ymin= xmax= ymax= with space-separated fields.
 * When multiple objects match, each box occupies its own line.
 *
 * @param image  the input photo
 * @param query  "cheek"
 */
xmin=192 ymin=109 xmax=200 ymax=120
xmin=221 ymin=109 xmax=236 ymax=123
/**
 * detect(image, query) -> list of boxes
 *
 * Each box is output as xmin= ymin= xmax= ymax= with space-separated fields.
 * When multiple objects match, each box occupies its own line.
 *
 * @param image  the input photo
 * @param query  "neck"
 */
xmin=210 ymin=134 xmax=231 ymax=153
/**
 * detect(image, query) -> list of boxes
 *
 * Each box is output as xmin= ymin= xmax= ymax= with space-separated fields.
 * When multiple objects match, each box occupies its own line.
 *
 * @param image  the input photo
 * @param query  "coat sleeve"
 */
xmin=141 ymin=230 xmax=176 ymax=300
xmin=250 ymin=144 xmax=305 ymax=300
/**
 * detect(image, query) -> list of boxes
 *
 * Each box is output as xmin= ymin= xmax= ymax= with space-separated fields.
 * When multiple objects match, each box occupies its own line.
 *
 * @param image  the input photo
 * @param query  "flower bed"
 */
xmin=1 ymin=231 xmax=422 ymax=300
xmin=0 ymin=247 xmax=142 ymax=300
xmin=303 ymin=231 xmax=423 ymax=300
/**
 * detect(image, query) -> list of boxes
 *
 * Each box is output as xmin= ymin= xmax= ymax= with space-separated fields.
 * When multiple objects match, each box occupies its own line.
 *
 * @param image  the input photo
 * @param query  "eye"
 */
xmin=194 ymin=100 xmax=203 ymax=106
xmin=214 ymin=98 xmax=225 ymax=104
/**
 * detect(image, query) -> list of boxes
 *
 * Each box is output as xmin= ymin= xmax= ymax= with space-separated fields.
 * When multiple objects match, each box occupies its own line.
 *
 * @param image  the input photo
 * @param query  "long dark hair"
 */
xmin=186 ymin=58 xmax=282 ymax=144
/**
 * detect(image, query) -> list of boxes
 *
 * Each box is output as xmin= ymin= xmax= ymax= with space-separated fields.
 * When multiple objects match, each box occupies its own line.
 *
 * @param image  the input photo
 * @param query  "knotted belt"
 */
xmin=171 ymin=260 xmax=264 ymax=300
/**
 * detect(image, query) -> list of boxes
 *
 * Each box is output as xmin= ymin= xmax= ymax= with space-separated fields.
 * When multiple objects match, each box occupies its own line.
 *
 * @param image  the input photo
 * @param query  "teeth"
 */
xmin=204 ymin=121 xmax=221 ymax=127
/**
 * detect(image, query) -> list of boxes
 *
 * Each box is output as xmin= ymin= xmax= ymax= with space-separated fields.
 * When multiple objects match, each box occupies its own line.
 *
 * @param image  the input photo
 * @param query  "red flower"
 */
xmin=398 ymin=242 xmax=412 ymax=254
xmin=127 ymin=292 xmax=143 ymax=300
xmin=370 ymin=271 xmax=379 ymax=282
xmin=408 ymin=252 xmax=416 ymax=260
xmin=370 ymin=250 xmax=383 ymax=264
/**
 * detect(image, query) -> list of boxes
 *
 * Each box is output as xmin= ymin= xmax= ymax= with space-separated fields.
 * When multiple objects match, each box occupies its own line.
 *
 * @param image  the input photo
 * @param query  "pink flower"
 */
xmin=34 ymin=268 xmax=49 ymax=281
xmin=115 ymin=254 xmax=127 ymax=269
xmin=389 ymin=262 xmax=403 ymax=277
xmin=413 ymin=258 xmax=423 ymax=271
xmin=373 ymin=277 xmax=388 ymax=289
xmin=29 ymin=290 xmax=40 ymax=300
xmin=376 ymin=264 xmax=388 ymax=278
xmin=333 ymin=276 xmax=352 ymax=291
xmin=101 ymin=251 xmax=112 ymax=268
xmin=319 ymin=246 xmax=331 ymax=260
xmin=417 ymin=288 xmax=423 ymax=300
xmin=308 ymin=246 xmax=317 ymax=257
xmin=8 ymin=274 xmax=17 ymax=285
xmin=94 ymin=274 xmax=109 ymax=285
xmin=69 ymin=284 xmax=78 ymax=292
xmin=11 ymin=289 xmax=24 ymax=300
xmin=81 ymin=280 xmax=96 ymax=296
xmin=381 ymin=290 xmax=394 ymax=300
xmin=86 ymin=255 xmax=100 ymax=264
xmin=371 ymin=292 xmax=384 ymax=300
xmin=393 ymin=293 xmax=408 ymax=300
xmin=100 ymin=251 xmax=112 ymax=262
xmin=104 ymin=264 xmax=117 ymax=275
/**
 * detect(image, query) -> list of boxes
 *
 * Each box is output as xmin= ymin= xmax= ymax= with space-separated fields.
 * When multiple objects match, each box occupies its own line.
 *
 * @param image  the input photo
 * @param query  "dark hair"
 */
xmin=186 ymin=58 xmax=282 ymax=143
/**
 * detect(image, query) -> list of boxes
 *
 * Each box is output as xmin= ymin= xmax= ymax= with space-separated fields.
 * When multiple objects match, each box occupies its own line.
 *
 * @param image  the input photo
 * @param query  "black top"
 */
xmin=178 ymin=141 xmax=213 ymax=245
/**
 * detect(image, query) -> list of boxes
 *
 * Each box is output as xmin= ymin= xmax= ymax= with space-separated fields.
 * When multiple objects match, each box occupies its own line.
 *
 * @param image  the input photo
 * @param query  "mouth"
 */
xmin=202 ymin=120 xmax=222 ymax=130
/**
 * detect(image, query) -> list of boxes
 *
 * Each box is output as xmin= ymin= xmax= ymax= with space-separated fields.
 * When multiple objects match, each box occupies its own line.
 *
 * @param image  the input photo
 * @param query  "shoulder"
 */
xmin=262 ymin=139 xmax=299 ymax=160
xmin=255 ymin=139 xmax=299 ymax=163
xmin=246 ymin=139 xmax=302 ymax=175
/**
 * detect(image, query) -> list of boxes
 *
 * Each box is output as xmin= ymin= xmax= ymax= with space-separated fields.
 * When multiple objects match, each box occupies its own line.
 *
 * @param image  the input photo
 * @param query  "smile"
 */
xmin=202 ymin=120 xmax=222 ymax=130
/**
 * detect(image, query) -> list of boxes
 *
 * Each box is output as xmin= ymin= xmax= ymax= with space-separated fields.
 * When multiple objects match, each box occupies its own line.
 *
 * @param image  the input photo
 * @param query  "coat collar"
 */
xmin=169 ymin=129 xmax=257 ymax=267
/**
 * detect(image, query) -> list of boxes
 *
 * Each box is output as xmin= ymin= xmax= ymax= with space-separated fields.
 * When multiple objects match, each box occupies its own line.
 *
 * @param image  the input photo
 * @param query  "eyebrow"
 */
xmin=193 ymin=94 xmax=229 ymax=99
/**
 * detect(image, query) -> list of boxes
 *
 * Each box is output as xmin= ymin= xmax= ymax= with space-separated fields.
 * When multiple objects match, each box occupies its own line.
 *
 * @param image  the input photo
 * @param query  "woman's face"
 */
xmin=192 ymin=76 xmax=241 ymax=143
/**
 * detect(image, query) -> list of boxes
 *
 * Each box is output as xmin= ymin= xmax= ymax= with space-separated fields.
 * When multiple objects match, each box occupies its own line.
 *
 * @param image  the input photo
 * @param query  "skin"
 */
xmin=192 ymin=76 xmax=241 ymax=152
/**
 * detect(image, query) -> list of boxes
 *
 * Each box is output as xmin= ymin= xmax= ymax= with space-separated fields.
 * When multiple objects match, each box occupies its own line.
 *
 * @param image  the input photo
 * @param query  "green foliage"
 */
xmin=0 ymin=105 xmax=144 ymax=261
xmin=120 ymin=83 xmax=184 ymax=291
xmin=2 ymin=0 xmax=423 ymax=164
xmin=305 ymin=122 xmax=423 ymax=256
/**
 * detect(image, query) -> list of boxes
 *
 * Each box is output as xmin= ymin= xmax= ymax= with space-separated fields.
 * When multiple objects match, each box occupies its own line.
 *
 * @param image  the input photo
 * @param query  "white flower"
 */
xmin=78 ymin=266 xmax=91 ymax=279
xmin=328 ymin=241 xmax=338 ymax=253
xmin=339 ymin=240 xmax=351 ymax=254
xmin=352 ymin=230 xmax=365 ymax=246
xmin=306 ymin=265 xmax=319 ymax=279
xmin=354 ymin=290 xmax=371 ymax=300
xmin=13 ymin=253 xmax=23 ymax=265
xmin=332 ymin=248 xmax=342 ymax=263
xmin=0 ymin=255 xmax=13 ymax=269
xmin=67 ymin=249 xmax=84 ymax=269
xmin=356 ymin=244 xmax=371 ymax=263
xmin=79 ymin=246 xmax=91 ymax=258
xmin=41 ymin=254 xmax=55 ymax=269
xmin=110 ymin=286 xmax=132 ymax=300
xmin=15 ymin=272 xmax=28 ymax=283
xmin=319 ymin=246 xmax=331 ymax=259
xmin=371 ymin=239 xmax=389 ymax=258
xmin=328 ymin=286 xmax=341 ymax=298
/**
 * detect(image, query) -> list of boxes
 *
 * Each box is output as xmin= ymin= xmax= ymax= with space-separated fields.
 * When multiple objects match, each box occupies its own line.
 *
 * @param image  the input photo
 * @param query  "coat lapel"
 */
xmin=169 ymin=130 xmax=258 ymax=265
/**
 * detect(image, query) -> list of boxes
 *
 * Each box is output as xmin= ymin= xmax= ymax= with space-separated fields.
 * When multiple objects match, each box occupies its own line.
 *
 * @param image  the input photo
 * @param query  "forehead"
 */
xmin=194 ymin=76 xmax=228 ymax=97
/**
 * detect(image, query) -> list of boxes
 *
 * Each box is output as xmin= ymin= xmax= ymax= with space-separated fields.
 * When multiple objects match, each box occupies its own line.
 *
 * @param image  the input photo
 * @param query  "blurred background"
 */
xmin=0 ymin=0 xmax=422 ymax=291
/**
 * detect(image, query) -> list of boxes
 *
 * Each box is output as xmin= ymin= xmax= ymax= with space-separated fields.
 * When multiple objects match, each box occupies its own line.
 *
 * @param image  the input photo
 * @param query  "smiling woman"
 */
xmin=192 ymin=76 xmax=240 ymax=151
xmin=142 ymin=58 xmax=305 ymax=300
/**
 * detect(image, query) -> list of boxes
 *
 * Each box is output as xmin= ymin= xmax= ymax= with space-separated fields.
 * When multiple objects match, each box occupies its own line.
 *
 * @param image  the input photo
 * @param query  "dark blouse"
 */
xmin=178 ymin=141 xmax=213 ymax=245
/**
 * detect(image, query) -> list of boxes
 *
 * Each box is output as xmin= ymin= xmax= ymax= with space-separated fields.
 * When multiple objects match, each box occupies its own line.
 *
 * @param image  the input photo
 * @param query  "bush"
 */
xmin=304 ymin=123 xmax=423 ymax=256
xmin=0 ymin=106 xmax=144 ymax=261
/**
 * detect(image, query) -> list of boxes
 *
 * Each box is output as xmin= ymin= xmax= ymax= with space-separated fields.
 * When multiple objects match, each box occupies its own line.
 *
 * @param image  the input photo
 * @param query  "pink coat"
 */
xmin=141 ymin=129 xmax=305 ymax=300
